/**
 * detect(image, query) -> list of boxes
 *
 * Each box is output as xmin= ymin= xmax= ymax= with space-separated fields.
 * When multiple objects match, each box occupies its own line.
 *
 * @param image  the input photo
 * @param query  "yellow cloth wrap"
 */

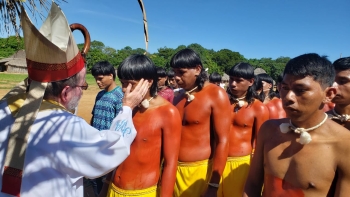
xmin=173 ymin=159 xmax=212 ymax=197
xmin=107 ymin=182 xmax=159 ymax=197
xmin=217 ymin=155 xmax=251 ymax=197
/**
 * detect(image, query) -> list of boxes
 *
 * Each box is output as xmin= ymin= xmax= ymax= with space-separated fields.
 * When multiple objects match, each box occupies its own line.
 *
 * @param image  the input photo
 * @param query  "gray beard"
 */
xmin=67 ymin=96 xmax=80 ymax=111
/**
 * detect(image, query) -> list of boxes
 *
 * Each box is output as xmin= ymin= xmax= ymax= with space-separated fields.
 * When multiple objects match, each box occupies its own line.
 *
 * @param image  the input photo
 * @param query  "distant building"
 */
xmin=254 ymin=68 xmax=266 ymax=75
xmin=222 ymin=73 xmax=229 ymax=83
xmin=0 ymin=50 xmax=27 ymax=73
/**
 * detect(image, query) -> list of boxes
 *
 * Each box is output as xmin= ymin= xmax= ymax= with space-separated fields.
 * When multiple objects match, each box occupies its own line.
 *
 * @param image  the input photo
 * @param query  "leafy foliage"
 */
xmin=0 ymin=36 xmax=24 ymax=59
xmin=1 ymin=36 xmax=289 ymax=80
xmin=0 ymin=0 xmax=66 ymax=35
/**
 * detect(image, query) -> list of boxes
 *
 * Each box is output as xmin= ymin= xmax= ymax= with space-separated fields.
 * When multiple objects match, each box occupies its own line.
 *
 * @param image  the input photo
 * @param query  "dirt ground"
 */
xmin=0 ymin=87 xmax=100 ymax=123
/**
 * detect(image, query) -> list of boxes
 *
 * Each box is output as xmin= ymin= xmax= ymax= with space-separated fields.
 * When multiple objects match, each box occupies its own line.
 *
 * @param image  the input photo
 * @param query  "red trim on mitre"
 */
xmin=1 ymin=166 xmax=22 ymax=197
xmin=26 ymin=52 xmax=85 ymax=82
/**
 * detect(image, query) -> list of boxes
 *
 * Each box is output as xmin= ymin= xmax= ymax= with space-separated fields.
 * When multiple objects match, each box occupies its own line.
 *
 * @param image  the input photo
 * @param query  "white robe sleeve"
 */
xmin=56 ymin=106 xmax=136 ymax=179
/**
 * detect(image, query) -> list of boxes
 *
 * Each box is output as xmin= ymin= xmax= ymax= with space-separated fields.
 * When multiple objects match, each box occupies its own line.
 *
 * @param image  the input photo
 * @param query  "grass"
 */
xmin=0 ymin=73 xmax=27 ymax=89
xmin=0 ymin=72 xmax=121 ymax=90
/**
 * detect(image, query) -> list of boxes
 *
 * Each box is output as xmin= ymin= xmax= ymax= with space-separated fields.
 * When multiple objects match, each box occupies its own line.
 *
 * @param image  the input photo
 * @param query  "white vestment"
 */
xmin=0 ymin=100 xmax=136 ymax=197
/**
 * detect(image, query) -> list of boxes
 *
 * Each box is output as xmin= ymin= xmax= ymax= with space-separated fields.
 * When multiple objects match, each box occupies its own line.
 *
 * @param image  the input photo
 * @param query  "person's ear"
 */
xmin=147 ymin=79 xmax=153 ymax=89
xmin=324 ymin=86 xmax=336 ymax=103
xmin=248 ymin=78 xmax=255 ymax=87
xmin=60 ymin=86 xmax=71 ymax=103
xmin=194 ymin=65 xmax=202 ymax=76
xmin=268 ymin=83 xmax=272 ymax=89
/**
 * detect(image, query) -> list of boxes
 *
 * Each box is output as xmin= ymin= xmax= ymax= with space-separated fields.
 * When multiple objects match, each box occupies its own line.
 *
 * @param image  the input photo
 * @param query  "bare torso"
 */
xmin=113 ymin=96 xmax=181 ymax=192
xmin=228 ymin=100 xmax=269 ymax=156
xmin=265 ymin=97 xmax=286 ymax=119
xmin=174 ymin=83 xmax=230 ymax=162
xmin=261 ymin=119 xmax=350 ymax=196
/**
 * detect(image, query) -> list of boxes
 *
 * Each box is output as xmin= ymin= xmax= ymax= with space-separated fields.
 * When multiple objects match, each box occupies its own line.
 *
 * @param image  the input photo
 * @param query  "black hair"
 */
xmin=227 ymin=62 xmax=256 ymax=105
xmin=170 ymin=48 xmax=208 ymax=90
xmin=275 ymin=73 xmax=283 ymax=98
xmin=277 ymin=73 xmax=283 ymax=84
xmin=157 ymin=67 xmax=170 ymax=86
xmin=254 ymin=75 xmax=263 ymax=91
xmin=91 ymin=60 xmax=116 ymax=80
xmin=283 ymin=53 xmax=335 ymax=88
xmin=258 ymin=73 xmax=273 ymax=85
xmin=156 ymin=67 xmax=167 ymax=78
xmin=253 ymin=75 xmax=264 ymax=102
xmin=167 ymin=70 xmax=175 ymax=78
xmin=333 ymin=57 xmax=350 ymax=71
xmin=258 ymin=73 xmax=277 ymax=100
xmin=117 ymin=54 xmax=158 ymax=97
xmin=209 ymin=72 xmax=222 ymax=83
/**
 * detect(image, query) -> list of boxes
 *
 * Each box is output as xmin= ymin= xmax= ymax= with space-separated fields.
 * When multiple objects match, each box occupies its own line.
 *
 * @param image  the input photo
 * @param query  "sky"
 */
xmin=13 ymin=0 xmax=350 ymax=62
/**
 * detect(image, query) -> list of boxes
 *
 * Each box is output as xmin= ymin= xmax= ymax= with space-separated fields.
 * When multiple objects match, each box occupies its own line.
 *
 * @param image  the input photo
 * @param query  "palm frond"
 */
xmin=0 ymin=0 xmax=67 ymax=36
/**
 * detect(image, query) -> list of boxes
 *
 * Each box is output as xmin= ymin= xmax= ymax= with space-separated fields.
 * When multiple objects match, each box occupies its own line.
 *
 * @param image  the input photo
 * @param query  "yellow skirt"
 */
xmin=173 ymin=159 xmax=212 ymax=197
xmin=107 ymin=182 xmax=159 ymax=197
xmin=217 ymin=155 xmax=251 ymax=197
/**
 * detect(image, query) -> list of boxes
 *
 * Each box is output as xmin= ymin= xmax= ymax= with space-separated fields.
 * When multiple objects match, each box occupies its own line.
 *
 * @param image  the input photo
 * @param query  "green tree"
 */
xmin=78 ymin=40 xmax=108 ymax=71
xmin=133 ymin=48 xmax=146 ymax=55
xmin=103 ymin=47 xmax=119 ymax=66
xmin=0 ymin=36 xmax=24 ymax=58
xmin=150 ymin=54 xmax=167 ymax=67
xmin=213 ymin=49 xmax=246 ymax=73
xmin=155 ymin=47 xmax=176 ymax=68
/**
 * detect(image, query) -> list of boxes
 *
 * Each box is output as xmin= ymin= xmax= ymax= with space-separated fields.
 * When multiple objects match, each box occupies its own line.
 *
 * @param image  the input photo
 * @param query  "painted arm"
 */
xmin=203 ymin=88 xmax=230 ymax=196
xmin=244 ymin=121 xmax=269 ymax=197
xmin=266 ymin=102 xmax=276 ymax=119
xmin=252 ymin=104 xmax=269 ymax=150
xmin=160 ymin=107 xmax=182 ymax=196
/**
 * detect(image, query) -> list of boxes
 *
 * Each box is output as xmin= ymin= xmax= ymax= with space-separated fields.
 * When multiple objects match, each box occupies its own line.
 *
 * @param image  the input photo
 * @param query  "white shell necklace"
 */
xmin=279 ymin=113 xmax=328 ymax=145
xmin=138 ymin=97 xmax=154 ymax=109
xmin=233 ymin=96 xmax=246 ymax=108
xmin=232 ymin=96 xmax=246 ymax=113
xmin=330 ymin=108 xmax=350 ymax=122
xmin=185 ymin=86 xmax=198 ymax=102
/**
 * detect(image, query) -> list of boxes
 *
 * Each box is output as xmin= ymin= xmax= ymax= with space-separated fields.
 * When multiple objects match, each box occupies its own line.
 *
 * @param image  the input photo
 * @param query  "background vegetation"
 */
xmin=1 ymin=36 xmax=290 ymax=81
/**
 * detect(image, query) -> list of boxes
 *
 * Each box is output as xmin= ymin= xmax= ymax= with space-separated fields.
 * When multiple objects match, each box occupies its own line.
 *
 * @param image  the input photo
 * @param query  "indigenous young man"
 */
xmin=88 ymin=61 xmax=124 ymax=196
xmin=156 ymin=67 xmax=174 ymax=103
xmin=171 ymin=48 xmax=231 ymax=197
xmin=325 ymin=56 xmax=350 ymax=197
xmin=209 ymin=72 xmax=222 ymax=86
xmin=328 ymin=57 xmax=350 ymax=129
xmin=219 ymin=63 xmax=269 ymax=197
xmin=0 ymin=3 xmax=149 ymax=197
xmin=244 ymin=53 xmax=350 ymax=197
xmin=258 ymin=73 xmax=277 ymax=104
xmin=104 ymin=55 xmax=182 ymax=197
xmin=265 ymin=74 xmax=286 ymax=119
xmin=167 ymin=69 xmax=178 ymax=90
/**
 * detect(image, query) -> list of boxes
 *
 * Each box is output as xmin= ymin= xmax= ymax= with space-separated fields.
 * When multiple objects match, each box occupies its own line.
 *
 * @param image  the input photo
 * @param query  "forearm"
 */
xmin=209 ymin=141 xmax=228 ymax=184
xmin=160 ymin=164 xmax=177 ymax=196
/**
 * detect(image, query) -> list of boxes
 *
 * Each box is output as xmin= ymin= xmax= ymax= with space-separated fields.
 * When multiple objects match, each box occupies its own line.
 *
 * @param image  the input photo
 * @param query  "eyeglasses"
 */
xmin=74 ymin=81 xmax=88 ymax=90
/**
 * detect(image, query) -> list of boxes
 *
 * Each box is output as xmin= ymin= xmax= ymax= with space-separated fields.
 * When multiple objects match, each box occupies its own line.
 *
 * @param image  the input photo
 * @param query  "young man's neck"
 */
xmin=290 ymin=111 xmax=327 ymax=129
xmin=105 ymin=81 xmax=117 ymax=92
xmin=232 ymin=91 xmax=247 ymax=99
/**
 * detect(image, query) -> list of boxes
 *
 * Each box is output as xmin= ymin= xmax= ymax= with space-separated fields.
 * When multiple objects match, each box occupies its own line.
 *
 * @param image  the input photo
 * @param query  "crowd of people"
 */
xmin=1 ymin=3 xmax=350 ymax=197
